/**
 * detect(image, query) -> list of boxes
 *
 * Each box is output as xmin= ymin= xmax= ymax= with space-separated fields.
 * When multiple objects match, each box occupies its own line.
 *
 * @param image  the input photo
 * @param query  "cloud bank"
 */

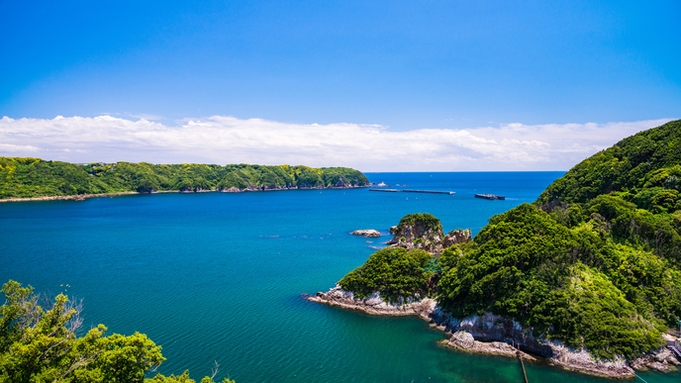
xmin=0 ymin=115 xmax=672 ymax=171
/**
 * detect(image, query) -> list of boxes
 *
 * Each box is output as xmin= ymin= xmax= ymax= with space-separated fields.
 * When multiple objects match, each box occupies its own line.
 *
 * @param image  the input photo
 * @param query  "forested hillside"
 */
xmin=338 ymin=119 xmax=681 ymax=360
xmin=0 ymin=158 xmax=368 ymax=199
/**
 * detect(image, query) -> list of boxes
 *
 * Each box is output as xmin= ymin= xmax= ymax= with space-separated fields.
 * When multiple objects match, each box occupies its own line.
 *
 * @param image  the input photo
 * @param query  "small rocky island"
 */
xmin=350 ymin=229 xmax=381 ymax=238
xmin=384 ymin=213 xmax=471 ymax=254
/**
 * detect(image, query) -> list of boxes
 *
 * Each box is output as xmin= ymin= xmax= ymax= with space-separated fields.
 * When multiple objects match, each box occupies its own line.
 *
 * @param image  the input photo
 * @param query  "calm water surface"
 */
xmin=1 ymin=172 xmax=678 ymax=382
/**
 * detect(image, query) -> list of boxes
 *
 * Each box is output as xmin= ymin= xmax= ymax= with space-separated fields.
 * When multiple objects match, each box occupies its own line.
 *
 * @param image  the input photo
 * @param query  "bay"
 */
xmin=1 ymin=172 xmax=678 ymax=382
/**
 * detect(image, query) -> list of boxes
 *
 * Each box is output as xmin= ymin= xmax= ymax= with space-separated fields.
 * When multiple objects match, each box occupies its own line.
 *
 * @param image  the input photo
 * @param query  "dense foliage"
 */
xmin=0 ymin=281 xmax=234 ymax=383
xmin=538 ymin=119 xmax=681 ymax=207
xmin=393 ymin=213 xmax=442 ymax=234
xmin=0 ymin=158 xmax=369 ymax=199
xmin=338 ymin=120 xmax=681 ymax=360
xmin=338 ymin=247 xmax=436 ymax=304
xmin=437 ymin=204 xmax=676 ymax=358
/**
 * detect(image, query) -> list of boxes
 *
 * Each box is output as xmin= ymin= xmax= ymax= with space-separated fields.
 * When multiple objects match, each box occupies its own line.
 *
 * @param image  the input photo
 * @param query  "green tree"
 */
xmin=0 ymin=281 xmax=235 ymax=383
xmin=339 ymin=247 xmax=435 ymax=303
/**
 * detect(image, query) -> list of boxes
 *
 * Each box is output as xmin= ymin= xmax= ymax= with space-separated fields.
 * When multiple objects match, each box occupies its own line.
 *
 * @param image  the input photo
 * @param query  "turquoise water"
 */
xmin=1 ymin=172 xmax=679 ymax=382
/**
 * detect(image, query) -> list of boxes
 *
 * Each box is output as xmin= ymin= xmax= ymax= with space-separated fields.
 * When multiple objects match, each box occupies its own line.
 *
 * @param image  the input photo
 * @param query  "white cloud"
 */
xmin=0 ymin=115 xmax=673 ymax=171
xmin=0 ymin=143 xmax=40 ymax=153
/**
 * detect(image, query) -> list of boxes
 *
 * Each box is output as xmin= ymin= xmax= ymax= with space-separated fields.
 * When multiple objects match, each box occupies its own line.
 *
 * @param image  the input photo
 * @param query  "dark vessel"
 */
xmin=475 ymin=193 xmax=505 ymax=200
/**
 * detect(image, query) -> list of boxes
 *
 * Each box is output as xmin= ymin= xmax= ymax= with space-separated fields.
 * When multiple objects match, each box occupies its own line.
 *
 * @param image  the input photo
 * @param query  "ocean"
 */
xmin=1 ymin=172 xmax=678 ymax=383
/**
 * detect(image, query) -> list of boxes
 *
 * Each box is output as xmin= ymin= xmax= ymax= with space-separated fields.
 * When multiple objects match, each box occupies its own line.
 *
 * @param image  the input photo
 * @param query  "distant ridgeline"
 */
xmin=339 ymin=119 xmax=681 ymax=360
xmin=0 ymin=158 xmax=369 ymax=199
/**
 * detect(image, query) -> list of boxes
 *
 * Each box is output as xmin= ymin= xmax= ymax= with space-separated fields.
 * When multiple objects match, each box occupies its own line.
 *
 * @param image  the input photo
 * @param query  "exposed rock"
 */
xmin=443 ymin=229 xmax=472 ymax=248
xmin=629 ymin=343 xmax=680 ymax=372
xmin=450 ymin=330 xmax=475 ymax=348
xmin=428 ymin=310 xmax=555 ymax=358
xmin=307 ymin=286 xmax=436 ymax=319
xmin=446 ymin=331 xmax=535 ymax=360
xmin=350 ymin=229 xmax=381 ymax=238
xmin=307 ymin=287 xmax=665 ymax=378
xmin=386 ymin=213 xmax=446 ymax=254
xmin=546 ymin=342 xmax=634 ymax=377
xmin=386 ymin=214 xmax=472 ymax=254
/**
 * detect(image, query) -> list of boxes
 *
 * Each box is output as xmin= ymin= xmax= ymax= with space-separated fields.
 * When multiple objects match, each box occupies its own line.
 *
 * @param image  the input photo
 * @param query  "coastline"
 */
xmin=0 ymin=191 xmax=140 ymax=203
xmin=0 ymin=185 xmax=368 ymax=203
xmin=307 ymin=286 xmax=680 ymax=379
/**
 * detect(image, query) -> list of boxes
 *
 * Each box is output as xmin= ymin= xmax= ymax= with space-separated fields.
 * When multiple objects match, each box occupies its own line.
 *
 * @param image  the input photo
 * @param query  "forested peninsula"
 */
xmin=0 ymin=158 xmax=368 ymax=200
xmin=310 ymin=119 xmax=681 ymax=377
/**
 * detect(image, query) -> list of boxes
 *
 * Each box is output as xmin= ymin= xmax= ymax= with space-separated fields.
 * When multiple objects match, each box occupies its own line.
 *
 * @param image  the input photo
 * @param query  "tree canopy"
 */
xmin=338 ymin=247 xmax=436 ymax=304
xmin=0 ymin=280 xmax=235 ymax=383
xmin=0 ymin=158 xmax=369 ymax=199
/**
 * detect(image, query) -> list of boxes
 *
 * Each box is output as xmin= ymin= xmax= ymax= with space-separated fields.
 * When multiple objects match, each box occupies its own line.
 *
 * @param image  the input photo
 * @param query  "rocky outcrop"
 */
xmin=546 ymin=343 xmax=634 ymax=377
xmin=629 ymin=335 xmax=681 ymax=372
xmin=307 ymin=286 xmax=680 ymax=378
xmin=218 ymin=184 xmax=367 ymax=192
xmin=443 ymin=229 xmax=472 ymax=248
xmin=386 ymin=213 xmax=444 ymax=253
xmin=429 ymin=310 xmax=637 ymax=377
xmin=306 ymin=286 xmax=436 ymax=318
xmin=350 ymin=229 xmax=381 ymax=238
xmin=446 ymin=331 xmax=536 ymax=360
xmin=427 ymin=311 xmax=553 ymax=356
xmin=386 ymin=213 xmax=471 ymax=254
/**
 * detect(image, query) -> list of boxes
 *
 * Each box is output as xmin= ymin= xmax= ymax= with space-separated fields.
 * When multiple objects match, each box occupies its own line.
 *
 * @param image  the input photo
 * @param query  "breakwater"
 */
xmin=370 ymin=189 xmax=455 ymax=195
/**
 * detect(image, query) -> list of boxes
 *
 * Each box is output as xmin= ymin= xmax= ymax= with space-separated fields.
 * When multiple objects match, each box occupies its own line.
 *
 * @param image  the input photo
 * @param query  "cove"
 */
xmin=1 ymin=172 xmax=678 ymax=382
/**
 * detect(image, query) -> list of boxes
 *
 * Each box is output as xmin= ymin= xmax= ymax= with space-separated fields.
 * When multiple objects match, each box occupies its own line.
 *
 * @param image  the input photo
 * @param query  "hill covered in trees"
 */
xmin=336 ymin=119 xmax=681 ymax=360
xmin=0 ymin=158 xmax=369 ymax=199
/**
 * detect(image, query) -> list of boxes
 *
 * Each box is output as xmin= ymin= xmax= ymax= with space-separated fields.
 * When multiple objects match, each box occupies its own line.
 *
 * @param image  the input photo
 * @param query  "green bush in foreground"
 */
xmin=0 ymin=280 xmax=234 ymax=383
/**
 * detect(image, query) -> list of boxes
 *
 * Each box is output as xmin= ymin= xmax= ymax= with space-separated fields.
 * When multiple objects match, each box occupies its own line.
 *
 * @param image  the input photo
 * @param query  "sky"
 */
xmin=1 ymin=1 xmax=679 ymax=171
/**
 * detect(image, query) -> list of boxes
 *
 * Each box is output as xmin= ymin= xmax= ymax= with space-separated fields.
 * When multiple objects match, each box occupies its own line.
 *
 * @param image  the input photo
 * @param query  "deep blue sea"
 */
xmin=1 ymin=172 xmax=679 ymax=382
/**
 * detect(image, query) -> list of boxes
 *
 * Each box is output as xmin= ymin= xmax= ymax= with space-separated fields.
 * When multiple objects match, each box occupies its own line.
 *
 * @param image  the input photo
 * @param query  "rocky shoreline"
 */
xmin=0 ymin=185 xmax=367 ymax=203
xmin=307 ymin=286 xmax=680 ymax=379
xmin=0 ymin=192 xmax=140 ymax=203
xmin=219 ymin=184 xmax=367 ymax=193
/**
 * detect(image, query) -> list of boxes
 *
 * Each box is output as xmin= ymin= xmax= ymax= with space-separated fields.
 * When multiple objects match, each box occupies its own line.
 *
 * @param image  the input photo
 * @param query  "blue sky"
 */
xmin=0 ymin=1 xmax=679 ymax=170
